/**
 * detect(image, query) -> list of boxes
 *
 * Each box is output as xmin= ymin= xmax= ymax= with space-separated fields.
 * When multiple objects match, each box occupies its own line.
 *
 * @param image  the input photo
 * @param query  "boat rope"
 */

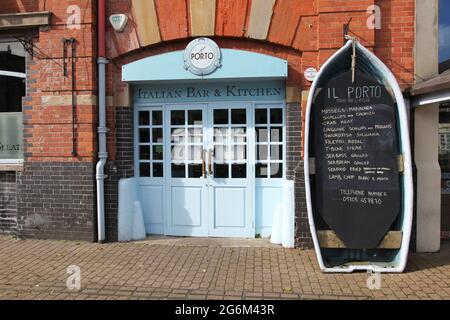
xmin=351 ymin=39 xmax=356 ymax=83
xmin=345 ymin=35 xmax=358 ymax=83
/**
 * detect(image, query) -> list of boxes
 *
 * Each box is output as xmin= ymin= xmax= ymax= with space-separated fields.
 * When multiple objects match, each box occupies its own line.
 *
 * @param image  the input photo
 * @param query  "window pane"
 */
xmin=188 ymin=110 xmax=202 ymax=125
xmin=255 ymin=109 xmax=267 ymax=124
xmin=214 ymin=164 xmax=228 ymax=178
xmin=171 ymin=110 xmax=185 ymax=125
xmin=172 ymin=164 xmax=185 ymax=178
xmin=139 ymin=111 xmax=150 ymax=126
xmin=214 ymin=109 xmax=228 ymax=124
xmin=256 ymin=127 xmax=268 ymax=143
xmin=270 ymin=163 xmax=283 ymax=178
xmin=139 ymin=129 xmax=150 ymax=143
xmin=0 ymin=113 xmax=23 ymax=159
xmin=270 ymin=145 xmax=283 ymax=161
xmin=439 ymin=0 xmax=450 ymax=64
xmin=231 ymin=127 xmax=246 ymax=143
xmin=139 ymin=146 xmax=150 ymax=160
xmin=153 ymin=145 xmax=163 ymax=160
xmin=256 ymin=163 xmax=268 ymax=178
xmin=171 ymin=128 xmax=185 ymax=143
xmin=140 ymin=163 xmax=150 ymax=177
xmin=257 ymin=145 xmax=268 ymax=161
xmin=0 ymin=75 xmax=24 ymax=112
xmin=152 ymin=128 xmax=163 ymax=143
xmin=270 ymin=108 xmax=283 ymax=124
xmin=271 ymin=127 xmax=283 ymax=142
xmin=0 ymin=52 xmax=25 ymax=160
xmin=231 ymin=145 xmax=246 ymax=161
xmin=188 ymin=164 xmax=202 ymax=178
xmin=214 ymin=128 xmax=228 ymax=143
xmin=214 ymin=145 xmax=228 ymax=163
xmin=188 ymin=146 xmax=202 ymax=161
xmin=231 ymin=109 xmax=246 ymax=124
xmin=152 ymin=110 xmax=162 ymax=126
xmin=232 ymin=164 xmax=246 ymax=178
xmin=153 ymin=163 xmax=163 ymax=177
xmin=171 ymin=145 xmax=185 ymax=162
xmin=188 ymin=128 xmax=203 ymax=143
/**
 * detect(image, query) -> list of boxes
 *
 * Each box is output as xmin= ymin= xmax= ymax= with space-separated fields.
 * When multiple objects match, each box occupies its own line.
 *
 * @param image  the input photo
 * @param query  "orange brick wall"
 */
xmin=2 ymin=0 xmax=415 ymax=162
xmin=16 ymin=0 xmax=98 ymax=162
xmin=375 ymin=0 xmax=415 ymax=87
xmin=0 ymin=0 xmax=37 ymax=14
xmin=106 ymin=0 xmax=414 ymax=89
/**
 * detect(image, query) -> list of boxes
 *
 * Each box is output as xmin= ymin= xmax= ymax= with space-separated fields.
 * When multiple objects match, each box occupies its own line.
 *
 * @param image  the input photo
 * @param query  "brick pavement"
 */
xmin=0 ymin=236 xmax=448 ymax=300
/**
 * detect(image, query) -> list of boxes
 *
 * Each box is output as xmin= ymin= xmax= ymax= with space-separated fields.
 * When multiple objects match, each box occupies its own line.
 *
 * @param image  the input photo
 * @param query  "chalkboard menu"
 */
xmin=313 ymin=70 xmax=400 ymax=249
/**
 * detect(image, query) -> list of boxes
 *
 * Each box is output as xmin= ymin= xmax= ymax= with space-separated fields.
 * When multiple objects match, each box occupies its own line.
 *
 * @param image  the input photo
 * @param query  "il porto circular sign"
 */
xmin=304 ymin=67 xmax=318 ymax=82
xmin=184 ymin=38 xmax=221 ymax=76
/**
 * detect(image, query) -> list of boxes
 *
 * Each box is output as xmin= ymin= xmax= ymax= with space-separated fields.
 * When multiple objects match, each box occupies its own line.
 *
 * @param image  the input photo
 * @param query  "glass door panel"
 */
xmin=212 ymin=108 xmax=248 ymax=179
xmin=208 ymin=104 xmax=253 ymax=238
xmin=137 ymin=109 xmax=164 ymax=178
xmin=166 ymin=105 xmax=209 ymax=237
xmin=170 ymin=109 xmax=204 ymax=179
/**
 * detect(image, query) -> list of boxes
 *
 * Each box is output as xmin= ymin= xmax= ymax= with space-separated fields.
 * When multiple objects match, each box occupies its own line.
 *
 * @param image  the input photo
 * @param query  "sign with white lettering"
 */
xmin=312 ymin=70 xmax=400 ymax=249
xmin=134 ymin=81 xmax=285 ymax=104
xmin=0 ymin=112 xmax=23 ymax=160
xmin=184 ymin=38 xmax=221 ymax=76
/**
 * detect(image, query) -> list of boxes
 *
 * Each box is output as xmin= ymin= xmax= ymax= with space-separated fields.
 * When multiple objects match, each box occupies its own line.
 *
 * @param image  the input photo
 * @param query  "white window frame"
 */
xmin=254 ymin=103 xmax=286 ymax=180
xmin=136 ymin=106 xmax=165 ymax=178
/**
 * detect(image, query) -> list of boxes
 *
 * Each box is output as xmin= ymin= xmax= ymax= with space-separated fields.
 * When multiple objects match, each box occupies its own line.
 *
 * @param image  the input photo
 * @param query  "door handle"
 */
xmin=207 ymin=149 xmax=213 ymax=176
xmin=202 ymin=150 xmax=207 ymax=178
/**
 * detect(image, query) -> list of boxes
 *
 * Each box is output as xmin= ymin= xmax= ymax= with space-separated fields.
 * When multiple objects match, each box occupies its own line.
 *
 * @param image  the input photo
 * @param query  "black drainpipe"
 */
xmin=62 ymin=37 xmax=77 ymax=157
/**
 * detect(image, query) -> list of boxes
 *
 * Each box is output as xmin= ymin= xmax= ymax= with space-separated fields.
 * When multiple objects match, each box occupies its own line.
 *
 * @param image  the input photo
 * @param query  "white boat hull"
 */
xmin=304 ymin=40 xmax=414 ymax=273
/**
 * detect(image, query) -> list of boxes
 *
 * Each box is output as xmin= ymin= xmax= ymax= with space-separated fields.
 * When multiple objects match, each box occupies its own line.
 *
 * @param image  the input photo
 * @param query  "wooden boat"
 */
xmin=304 ymin=39 xmax=413 ymax=273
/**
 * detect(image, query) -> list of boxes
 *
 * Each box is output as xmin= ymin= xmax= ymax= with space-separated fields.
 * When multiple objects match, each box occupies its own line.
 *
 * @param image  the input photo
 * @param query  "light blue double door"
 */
xmin=165 ymin=103 xmax=254 ymax=237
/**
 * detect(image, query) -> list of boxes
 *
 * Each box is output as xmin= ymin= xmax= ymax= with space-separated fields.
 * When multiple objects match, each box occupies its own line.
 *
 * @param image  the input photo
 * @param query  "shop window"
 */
xmin=138 ymin=108 xmax=164 ymax=177
xmin=255 ymin=106 xmax=284 ymax=179
xmin=0 ymin=47 xmax=25 ymax=162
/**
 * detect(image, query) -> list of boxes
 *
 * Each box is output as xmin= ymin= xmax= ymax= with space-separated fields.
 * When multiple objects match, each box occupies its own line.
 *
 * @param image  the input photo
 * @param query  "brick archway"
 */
xmin=106 ymin=0 xmax=317 ymax=59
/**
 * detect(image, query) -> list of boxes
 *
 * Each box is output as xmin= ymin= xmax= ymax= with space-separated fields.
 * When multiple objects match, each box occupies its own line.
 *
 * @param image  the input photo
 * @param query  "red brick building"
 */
xmin=1 ymin=1 xmax=443 ymax=252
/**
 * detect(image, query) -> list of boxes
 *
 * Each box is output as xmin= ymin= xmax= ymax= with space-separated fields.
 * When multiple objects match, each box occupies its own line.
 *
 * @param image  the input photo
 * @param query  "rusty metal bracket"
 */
xmin=343 ymin=17 xmax=352 ymax=45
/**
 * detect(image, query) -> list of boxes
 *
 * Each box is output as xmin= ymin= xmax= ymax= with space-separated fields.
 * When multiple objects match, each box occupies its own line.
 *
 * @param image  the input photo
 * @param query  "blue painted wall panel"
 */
xmin=256 ymin=186 xmax=283 ymax=238
xmin=123 ymin=49 xmax=288 ymax=83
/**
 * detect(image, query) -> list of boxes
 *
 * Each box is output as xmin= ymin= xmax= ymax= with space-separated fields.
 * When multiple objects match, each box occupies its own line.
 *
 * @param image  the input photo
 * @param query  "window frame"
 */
xmin=254 ymin=103 xmax=286 ymax=180
xmin=0 ymin=69 xmax=26 ymax=165
xmin=136 ymin=106 xmax=165 ymax=178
